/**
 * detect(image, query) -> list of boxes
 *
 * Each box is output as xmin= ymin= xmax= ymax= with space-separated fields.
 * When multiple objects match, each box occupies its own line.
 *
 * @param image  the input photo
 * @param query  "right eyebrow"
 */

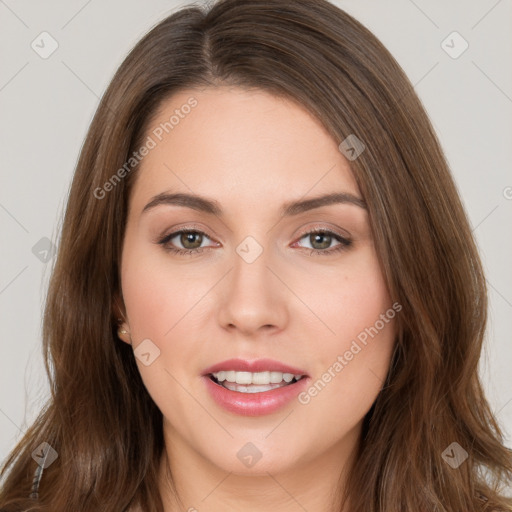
xmin=142 ymin=192 xmax=223 ymax=216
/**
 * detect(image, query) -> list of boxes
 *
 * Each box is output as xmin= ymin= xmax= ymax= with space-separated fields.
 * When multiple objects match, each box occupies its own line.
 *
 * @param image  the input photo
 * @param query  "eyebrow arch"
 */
xmin=141 ymin=191 xmax=367 ymax=217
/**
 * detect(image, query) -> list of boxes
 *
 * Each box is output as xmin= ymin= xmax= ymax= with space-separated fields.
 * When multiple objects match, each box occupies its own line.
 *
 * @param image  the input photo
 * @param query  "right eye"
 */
xmin=158 ymin=229 xmax=219 ymax=256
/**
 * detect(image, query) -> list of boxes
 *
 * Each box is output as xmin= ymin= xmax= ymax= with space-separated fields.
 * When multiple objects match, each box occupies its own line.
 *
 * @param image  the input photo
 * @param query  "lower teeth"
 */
xmin=218 ymin=379 xmax=294 ymax=394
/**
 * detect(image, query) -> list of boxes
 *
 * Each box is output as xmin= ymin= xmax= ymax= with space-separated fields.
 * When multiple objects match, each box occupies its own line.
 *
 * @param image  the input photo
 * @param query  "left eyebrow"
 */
xmin=141 ymin=191 xmax=367 ymax=217
xmin=281 ymin=192 xmax=367 ymax=215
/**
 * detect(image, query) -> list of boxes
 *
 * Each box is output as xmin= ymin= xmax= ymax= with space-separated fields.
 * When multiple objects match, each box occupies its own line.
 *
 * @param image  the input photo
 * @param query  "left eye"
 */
xmin=292 ymin=229 xmax=352 ymax=255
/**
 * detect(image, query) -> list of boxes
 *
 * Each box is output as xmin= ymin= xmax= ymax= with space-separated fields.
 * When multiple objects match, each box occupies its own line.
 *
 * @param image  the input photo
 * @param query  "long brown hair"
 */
xmin=1 ymin=0 xmax=511 ymax=510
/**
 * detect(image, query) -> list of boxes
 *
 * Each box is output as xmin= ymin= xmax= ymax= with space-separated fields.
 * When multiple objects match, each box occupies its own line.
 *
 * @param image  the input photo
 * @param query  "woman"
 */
xmin=1 ymin=0 xmax=511 ymax=510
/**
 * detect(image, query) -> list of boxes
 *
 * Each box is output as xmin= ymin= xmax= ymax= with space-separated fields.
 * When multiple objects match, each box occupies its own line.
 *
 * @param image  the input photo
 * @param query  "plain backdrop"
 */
xmin=1 ymin=0 xmax=511 ymax=469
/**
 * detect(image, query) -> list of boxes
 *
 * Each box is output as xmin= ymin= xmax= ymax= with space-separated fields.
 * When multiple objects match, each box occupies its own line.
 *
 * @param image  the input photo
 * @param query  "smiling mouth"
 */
xmin=208 ymin=372 xmax=305 ymax=394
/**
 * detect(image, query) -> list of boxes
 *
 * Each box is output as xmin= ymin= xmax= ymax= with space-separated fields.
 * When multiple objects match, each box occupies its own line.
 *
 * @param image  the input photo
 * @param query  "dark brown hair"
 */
xmin=1 ymin=0 xmax=511 ymax=510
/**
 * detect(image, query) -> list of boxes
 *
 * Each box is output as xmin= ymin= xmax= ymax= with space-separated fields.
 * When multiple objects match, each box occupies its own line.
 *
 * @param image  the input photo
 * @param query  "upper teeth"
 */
xmin=212 ymin=371 xmax=303 ymax=385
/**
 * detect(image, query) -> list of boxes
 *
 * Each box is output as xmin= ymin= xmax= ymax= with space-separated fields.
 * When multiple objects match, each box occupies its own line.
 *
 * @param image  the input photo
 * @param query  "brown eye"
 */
xmin=157 ymin=229 xmax=217 ymax=255
xmin=294 ymin=228 xmax=352 ymax=256
xmin=179 ymin=232 xmax=203 ymax=249
xmin=309 ymin=232 xmax=333 ymax=250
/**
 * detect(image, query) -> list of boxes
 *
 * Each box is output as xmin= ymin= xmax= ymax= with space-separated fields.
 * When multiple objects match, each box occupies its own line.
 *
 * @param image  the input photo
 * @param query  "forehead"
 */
xmin=130 ymin=86 xmax=360 ymax=213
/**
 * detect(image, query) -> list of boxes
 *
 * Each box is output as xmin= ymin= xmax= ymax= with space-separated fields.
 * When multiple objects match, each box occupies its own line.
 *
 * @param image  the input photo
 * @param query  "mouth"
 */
xmin=207 ymin=371 xmax=306 ymax=394
xmin=201 ymin=359 xmax=310 ymax=415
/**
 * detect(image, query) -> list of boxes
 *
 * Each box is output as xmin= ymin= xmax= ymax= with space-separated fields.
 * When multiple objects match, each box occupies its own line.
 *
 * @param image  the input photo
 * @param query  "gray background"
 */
xmin=1 ymin=0 xmax=511 ymax=468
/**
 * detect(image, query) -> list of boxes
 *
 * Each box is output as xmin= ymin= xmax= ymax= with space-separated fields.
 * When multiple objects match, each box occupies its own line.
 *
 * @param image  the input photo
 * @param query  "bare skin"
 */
xmin=118 ymin=86 xmax=397 ymax=511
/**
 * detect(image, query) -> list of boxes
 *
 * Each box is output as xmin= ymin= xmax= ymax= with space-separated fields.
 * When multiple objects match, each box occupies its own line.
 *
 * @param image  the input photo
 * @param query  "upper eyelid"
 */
xmin=296 ymin=224 xmax=350 ymax=239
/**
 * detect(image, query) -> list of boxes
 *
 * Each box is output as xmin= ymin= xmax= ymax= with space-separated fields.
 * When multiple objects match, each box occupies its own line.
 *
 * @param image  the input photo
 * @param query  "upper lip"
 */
xmin=202 ymin=358 xmax=309 ymax=376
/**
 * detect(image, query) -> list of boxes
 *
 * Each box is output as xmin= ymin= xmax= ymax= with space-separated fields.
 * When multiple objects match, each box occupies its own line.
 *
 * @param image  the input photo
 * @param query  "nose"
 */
xmin=216 ymin=242 xmax=289 ymax=337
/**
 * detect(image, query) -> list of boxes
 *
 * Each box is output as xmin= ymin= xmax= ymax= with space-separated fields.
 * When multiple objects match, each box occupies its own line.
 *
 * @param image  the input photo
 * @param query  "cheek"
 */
xmin=121 ymin=242 xmax=206 ymax=341
xmin=296 ymin=322 xmax=395 ymax=451
xmin=296 ymin=249 xmax=396 ymax=429
xmin=307 ymin=246 xmax=394 ymax=348
xmin=294 ymin=326 xmax=395 ymax=463
xmin=120 ymin=250 xmax=208 ymax=422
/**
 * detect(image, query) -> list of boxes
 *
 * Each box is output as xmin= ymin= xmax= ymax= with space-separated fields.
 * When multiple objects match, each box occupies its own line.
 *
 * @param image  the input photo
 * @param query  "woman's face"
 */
xmin=119 ymin=86 xmax=397 ymax=478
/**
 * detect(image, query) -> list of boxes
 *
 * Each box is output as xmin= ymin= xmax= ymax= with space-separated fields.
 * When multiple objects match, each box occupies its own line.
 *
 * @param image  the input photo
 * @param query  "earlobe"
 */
xmin=117 ymin=323 xmax=132 ymax=345
xmin=113 ymin=292 xmax=131 ymax=344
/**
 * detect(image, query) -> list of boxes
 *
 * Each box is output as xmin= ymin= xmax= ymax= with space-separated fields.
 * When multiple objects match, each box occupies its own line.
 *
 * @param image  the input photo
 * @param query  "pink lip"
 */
xmin=202 ymin=374 xmax=310 ymax=416
xmin=201 ymin=358 xmax=309 ymax=376
xmin=201 ymin=358 xmax=310 ymax=416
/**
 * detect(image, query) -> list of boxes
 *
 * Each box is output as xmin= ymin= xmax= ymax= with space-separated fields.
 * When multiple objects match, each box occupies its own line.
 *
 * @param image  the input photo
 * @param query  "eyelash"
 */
xmin=157 ymin=227 xmax=352 ymax=257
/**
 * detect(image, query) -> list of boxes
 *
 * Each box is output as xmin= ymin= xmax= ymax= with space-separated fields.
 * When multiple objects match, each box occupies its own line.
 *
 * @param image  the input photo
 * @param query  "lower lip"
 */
xmin=202 ymin=375 xmax=310 ymax=416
